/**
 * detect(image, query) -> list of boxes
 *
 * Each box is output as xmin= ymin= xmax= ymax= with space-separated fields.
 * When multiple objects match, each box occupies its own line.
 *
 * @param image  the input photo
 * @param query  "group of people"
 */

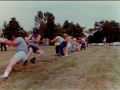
xmin=51 ymin=34 xmax=88 ymax=57
xmin=0 ymin=28 xmax=88 ymax=81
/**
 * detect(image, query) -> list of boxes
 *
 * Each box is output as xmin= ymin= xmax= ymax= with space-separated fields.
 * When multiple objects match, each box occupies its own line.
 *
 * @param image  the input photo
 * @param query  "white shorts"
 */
xmin=13 ymin=51 xmax=27 ymax=62
xmin=67 ymin=42 xmax=71 ymax=47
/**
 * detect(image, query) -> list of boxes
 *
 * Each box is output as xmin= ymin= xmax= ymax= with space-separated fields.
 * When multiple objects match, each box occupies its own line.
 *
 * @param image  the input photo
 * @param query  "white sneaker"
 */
xmin=60 ymin=56 xmax=65 ymax=58
xmin=65 ymin=54 xmax=68 ymax=56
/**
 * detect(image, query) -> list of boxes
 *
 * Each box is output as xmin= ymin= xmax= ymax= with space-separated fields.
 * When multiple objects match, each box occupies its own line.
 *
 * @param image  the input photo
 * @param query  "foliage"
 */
xmin=87 ymin=20 xmax=120 ymax=43
xmin=34 ymin=11 xmax=86 ymax=40
xmin=2 ymin=17 xmax=27 ymax=40
xmin=62 ymin=20 xmax=86 ymax=38
xmin=34 ymin=11 xmax=56 ymax=40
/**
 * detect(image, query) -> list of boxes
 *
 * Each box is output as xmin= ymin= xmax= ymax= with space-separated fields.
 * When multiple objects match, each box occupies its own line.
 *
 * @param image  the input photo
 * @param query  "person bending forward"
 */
xmin=23 ymin=28 xmax=44 ymax=66
xmin=0 ymin=34 xmax=28 ymax=80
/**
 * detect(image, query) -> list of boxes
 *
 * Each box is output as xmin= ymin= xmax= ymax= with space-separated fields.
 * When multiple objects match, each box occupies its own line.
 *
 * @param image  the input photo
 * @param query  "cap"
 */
xmin=33 ymin=28 xmax=38 ymax=34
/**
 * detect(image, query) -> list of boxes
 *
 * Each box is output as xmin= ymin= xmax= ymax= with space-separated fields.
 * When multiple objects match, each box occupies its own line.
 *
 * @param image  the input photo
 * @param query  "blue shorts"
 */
xmin=28 ymin=45 xmax=39 ymax=53
xmin=13 ymin=51 xmax=27 ymax=62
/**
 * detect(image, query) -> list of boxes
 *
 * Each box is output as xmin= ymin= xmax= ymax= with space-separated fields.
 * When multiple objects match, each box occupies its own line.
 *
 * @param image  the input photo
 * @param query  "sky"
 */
xmin=0 ymin=1 xmax=120 ymax=31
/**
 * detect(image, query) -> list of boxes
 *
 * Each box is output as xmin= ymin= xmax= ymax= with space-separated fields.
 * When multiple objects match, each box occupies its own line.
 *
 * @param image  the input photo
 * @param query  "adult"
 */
xmin=51 ymin=35 xmax=67 ymax=57
xmin=103 ymin=37 xmax=106 ymax=46
xmin=69 ymin=36 xmax=74 ymax=52
xmin=0 ymin=33 xmax=28 ymax=80
xmin=54 ymin=41 xmax=60 ymax=56
xmin=42 ymin=38 xmax=46 ymax=46
xmin=76 ymin=37 xmax=81 ymax=51
xmin=69 ymin=37 xmax=76 ymax=52
xmin=45 ymin=37 xmax=49 ymax=46
xmin=23 ymin=28 xmax=44 ymax=66
xmin=81 ymin=37 xmax=86 ymax=50
xmin=63 ymin=34 xmax=72 ymax=56
xmin=1 ymin=35 xmax=7 ymax=51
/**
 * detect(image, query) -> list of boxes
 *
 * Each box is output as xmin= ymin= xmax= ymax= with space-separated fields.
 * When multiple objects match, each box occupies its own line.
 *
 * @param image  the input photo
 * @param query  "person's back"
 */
xmin=15 ymin=37 xmax=28 ymax=53
xmin=0 ymin=34 xmax=28 ymax=80
xmin=56 ymin=36 xmax=65 ymax=44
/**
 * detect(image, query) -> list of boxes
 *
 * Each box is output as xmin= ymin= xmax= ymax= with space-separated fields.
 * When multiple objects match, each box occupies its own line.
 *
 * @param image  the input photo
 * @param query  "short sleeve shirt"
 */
xmin=15 ymin=37 xmax=28 ymax=53
xmin=56 ymin=36 xmax=65 ymax=44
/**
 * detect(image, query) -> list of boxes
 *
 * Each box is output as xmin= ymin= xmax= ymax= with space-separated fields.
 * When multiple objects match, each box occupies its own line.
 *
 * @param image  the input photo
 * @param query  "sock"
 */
xmin=3 ymin=71 xmax=9 ymax=77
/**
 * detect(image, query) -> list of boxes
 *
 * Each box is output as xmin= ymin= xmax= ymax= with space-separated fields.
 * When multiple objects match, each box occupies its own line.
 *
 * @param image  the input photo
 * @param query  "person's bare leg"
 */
xmin=27 ymin=48 xmax=33 ymax=60
xmin=2 ymin=58 xmax=18 ymax=78
xmin=65 ymin=46 xmax=69 ymax=56
xmin=35 ymin=49 xmax=44 ymax=58
xmin=30 ymin=49 xmax=44 ymax=64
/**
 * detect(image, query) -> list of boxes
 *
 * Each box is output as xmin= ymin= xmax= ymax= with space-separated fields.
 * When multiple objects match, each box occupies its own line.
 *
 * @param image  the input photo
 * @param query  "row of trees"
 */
xmin=1 ymin=11 xmax=85 ymax=40
xmin=1 ymin=10 xmax=120 ymax=43
xmin=34 ymin=11 xmax=85 ymax=40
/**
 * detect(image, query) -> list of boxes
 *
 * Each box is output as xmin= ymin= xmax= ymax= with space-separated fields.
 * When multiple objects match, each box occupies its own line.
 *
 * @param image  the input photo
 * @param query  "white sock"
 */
xmin=3 ymin=72 xmax=9 ymax=77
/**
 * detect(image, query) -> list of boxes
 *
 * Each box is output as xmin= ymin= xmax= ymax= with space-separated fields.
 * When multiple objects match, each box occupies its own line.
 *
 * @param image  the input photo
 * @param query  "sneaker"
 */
xmin=55 ymin=54 xmax=60 ymax=56
xmin=0 ymin=76 xmax=8 ymax=81
xmin=30 ymin=58 xmax=35 ymax=64
xmin=23 ymin=60 xmax=28 ymax=66
xmin=60 ymin=56 xmax=65 ymax=58
xmin=65 ymin=54 xmax=68 ymax=57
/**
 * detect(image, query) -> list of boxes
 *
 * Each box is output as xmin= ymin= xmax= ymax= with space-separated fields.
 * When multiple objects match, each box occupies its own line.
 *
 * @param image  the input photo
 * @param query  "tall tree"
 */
xmin=34 ymin=11 xmax=45 ymax=29
xmin=34 ymin=11 xmax=56 ymax=39
xmin=2 ymin=17 xmax=27 ymax=40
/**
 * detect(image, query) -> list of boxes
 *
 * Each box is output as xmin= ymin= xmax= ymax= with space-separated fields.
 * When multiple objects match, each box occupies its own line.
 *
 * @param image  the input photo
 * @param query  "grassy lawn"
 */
xmin=0 ymin=46 xmax=120 ymax=90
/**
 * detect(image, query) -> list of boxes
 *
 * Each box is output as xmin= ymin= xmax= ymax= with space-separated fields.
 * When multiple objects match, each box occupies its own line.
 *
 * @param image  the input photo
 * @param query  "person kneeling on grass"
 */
xmin=0 ymin=33 xmax=28 ymax=80
xmin=23 ymin=28 xmax=44 ymax=66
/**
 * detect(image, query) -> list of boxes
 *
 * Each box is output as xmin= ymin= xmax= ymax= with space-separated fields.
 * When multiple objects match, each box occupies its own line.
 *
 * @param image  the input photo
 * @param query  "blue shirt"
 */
xmin=15 ymin=37 xmax=28 ymax=53
xmin=56 ymin=36 xmax=65 ymax=44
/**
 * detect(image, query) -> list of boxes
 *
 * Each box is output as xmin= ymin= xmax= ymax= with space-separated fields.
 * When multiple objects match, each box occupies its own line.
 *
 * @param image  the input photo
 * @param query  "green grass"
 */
xmin=0 ymin=46 xmax=120 ymax=90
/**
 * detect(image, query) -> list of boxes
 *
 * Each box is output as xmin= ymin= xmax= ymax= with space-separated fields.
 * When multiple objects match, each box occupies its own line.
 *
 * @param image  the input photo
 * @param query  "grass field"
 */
xmin=0 ymin=46 xmax=120 ymax=90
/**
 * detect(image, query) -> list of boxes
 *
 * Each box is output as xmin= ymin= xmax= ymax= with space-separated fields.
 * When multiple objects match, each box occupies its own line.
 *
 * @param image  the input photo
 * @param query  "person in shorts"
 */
xmin=0 ymin=33 xmax=28 ymax=80
xmin=23 ymin=28 xmax=44 ymax=66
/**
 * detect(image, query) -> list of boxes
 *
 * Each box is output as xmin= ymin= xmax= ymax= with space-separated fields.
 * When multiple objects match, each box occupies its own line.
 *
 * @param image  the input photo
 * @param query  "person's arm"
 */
xmin=51 ymin=36 xmax=57 ymax=42
xmin=0 ymin=39 xmax=18 ymax=46
xmin=29 ymin=35 xmax=41 ymax=43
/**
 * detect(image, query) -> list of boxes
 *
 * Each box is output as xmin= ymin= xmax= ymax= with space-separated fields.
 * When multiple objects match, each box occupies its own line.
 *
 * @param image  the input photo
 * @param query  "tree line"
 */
xmin=1 ymin=11 xmax=85 ymax=40
xmin=1 ymin=10 xmax=120 ymax=43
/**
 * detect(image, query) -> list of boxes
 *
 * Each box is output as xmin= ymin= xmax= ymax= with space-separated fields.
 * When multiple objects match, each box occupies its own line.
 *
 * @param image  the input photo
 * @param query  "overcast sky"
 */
xmin=0 ymin=1 xmax=120 ymax=31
